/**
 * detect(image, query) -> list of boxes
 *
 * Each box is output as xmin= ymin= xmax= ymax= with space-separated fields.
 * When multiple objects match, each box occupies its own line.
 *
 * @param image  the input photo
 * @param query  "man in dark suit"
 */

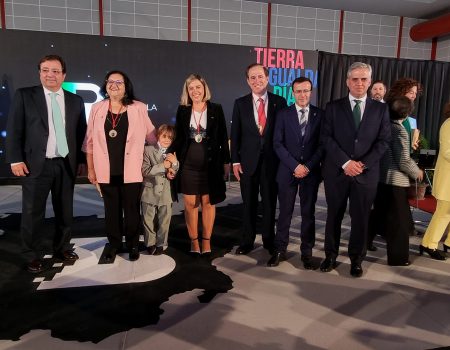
xmin=320 ymin=62 xmax=390 ymax=277
xmin=230 ymin=63 xmax=287 ymax=255
xmin=267 ymin=77 xmax=324 ymax=269
xmin=5 ymin=54 xmax=87 ymax=273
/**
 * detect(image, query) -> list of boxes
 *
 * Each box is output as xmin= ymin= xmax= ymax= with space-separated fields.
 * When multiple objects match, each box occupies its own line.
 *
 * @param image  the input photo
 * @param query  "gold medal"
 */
xmin=194 ymin=133 xmax=203 ymax=143
xmin=109 ymin=129 xmax=117 ymax=138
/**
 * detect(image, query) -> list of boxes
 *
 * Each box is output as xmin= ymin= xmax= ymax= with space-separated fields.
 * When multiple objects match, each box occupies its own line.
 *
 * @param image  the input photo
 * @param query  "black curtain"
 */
xmin=318 ymin=52 xmax=450 ymax=149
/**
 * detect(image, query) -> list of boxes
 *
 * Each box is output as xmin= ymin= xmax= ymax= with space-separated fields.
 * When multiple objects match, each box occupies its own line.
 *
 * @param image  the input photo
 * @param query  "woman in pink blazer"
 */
xmin=83 ymin=70 xmax=156 ymax=262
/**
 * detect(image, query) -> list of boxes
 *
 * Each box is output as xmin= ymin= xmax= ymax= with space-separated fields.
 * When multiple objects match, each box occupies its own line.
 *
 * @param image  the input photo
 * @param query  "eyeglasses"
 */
xmin=293 ymin=89 xmax=311 ymax=94
xmin=40 ymin=68 xmax=63 ymax=75
xmin=106 ymin=80 xmax=124 ymax=86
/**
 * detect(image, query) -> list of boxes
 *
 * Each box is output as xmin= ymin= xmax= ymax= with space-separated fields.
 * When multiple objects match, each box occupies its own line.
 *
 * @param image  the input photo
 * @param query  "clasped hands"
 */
xmin=293 ymin=164 xmax=309 ymax=178
xmin=164 ymin=152 xmax=177 ymax=180
xmin=344 ymin=160 xmax=365 ymax=177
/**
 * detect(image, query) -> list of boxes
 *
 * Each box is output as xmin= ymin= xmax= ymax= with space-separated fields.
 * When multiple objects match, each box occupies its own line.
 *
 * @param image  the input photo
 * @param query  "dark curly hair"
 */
xmin=385 ymin=78 xmax=422 ymax=104
xmin=100 ymin=70 xmax=137 ymax=106
xmin=388 ymin=96 xmax=414 ymax=121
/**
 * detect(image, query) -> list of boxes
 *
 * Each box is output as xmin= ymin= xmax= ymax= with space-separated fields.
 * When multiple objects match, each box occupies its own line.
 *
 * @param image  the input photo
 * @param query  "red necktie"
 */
xmin=258 ymin=98 xmax=266 ymax=135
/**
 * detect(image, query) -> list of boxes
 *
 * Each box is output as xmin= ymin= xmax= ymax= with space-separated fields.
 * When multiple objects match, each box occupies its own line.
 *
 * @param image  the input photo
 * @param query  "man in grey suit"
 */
xmin=5 ymin=54 xmax=87 ymax=273
xmin=320 ymin=62 xmax=391 ymax=277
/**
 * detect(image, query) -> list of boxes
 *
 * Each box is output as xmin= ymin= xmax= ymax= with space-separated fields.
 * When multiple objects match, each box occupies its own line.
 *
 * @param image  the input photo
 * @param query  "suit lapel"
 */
xmin=245 ymin=94 xmax=259 ymax=135
xmin=34 ymin=87 xmax=49 ymax=130
xmin=341 ymin=97 xmax=357 ymax=132
xmin=288 ymin=105 xmax=302 ymax=142
xmin=303 ymin=107 xmax=317 ymax=144
xmin=206 ymin=101 xmax=215 ymax=135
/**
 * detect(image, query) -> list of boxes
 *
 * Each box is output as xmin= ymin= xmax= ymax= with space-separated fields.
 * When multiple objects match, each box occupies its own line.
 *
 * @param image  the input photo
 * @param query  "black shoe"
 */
xmin=267 ymin=252 xmax=286 ymax=267
xmin=367 ymin=244 xmax=377 ymax=252
xmin=190 ymin=237 xmax=200 ymax=255
xmin=129 ymin=247 xmax=140 ymax=261
xmin=301 ymin=255 xmax=314 ymax=270
xmin=27 ymin=259 xmax=46 ymax=273
xmin=320 ymin=257 xmax=337 ymax=272
xmin=147 ymin=245 xmax=157 ymax=255
xmin=443 ymin=244 xmax=449 ymax=253
xmin=389 ymin=261 xmax=411 ymax=266
xmin=154 ymin=246 xmax=164 ymax=255
xmin=235 ymin=245 xmax=254 ymax=255
xmin=350 ymin=262 xmax=363 ymax=278
xmin=104 ymin=247 xmax=117 ymax=263
xmin=419 ymin=245 xmax=446 ymax=260
xmin=53 ymin=249 xmax=79 ymax=261
xmin=202 ymin=236 xmax=211 ymax=255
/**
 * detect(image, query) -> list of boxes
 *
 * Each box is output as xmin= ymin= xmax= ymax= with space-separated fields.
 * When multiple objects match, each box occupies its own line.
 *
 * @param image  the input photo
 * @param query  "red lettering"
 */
xmin=295 ymin=50 xmax=304 ymax=69
xmin=267 ymin=48 xmax=276 ymax=67
xmin=276 ymin=49 xmax=286 ymax=68
xmin=286 ymin=50 xmax=295 ymax=68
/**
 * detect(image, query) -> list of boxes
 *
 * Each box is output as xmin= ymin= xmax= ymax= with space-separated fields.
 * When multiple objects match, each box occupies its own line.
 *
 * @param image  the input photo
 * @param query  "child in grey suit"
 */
xmin=141 ymin=125 xmax=179 ymax=255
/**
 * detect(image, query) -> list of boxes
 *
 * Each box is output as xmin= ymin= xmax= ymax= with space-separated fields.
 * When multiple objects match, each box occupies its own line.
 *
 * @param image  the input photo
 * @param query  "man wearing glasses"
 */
xmin=6 ymin=54 xmax=87 ymax=273
xmin=268 ymin=77 xmax=324 ymax=269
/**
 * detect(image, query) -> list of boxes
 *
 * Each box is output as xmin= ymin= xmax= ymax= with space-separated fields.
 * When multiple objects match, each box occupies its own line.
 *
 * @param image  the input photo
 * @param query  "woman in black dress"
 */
xmin=172 ymin=74 xmax=230 ymax=254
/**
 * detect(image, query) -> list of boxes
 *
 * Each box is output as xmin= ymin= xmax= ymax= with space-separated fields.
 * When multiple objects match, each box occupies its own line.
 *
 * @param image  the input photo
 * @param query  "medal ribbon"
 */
xmin=109 ymin=100 xmax=124 ymax=129
xmin=192 ymin=106 xmax=205 ymax=134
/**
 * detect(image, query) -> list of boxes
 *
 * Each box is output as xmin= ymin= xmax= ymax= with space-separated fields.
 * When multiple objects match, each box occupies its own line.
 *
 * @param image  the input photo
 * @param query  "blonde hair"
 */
xmin=179 ymin=74 xmax=211 ymax=106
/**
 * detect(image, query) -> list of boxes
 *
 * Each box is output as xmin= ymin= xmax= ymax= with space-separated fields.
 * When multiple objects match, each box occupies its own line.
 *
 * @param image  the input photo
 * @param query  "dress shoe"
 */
xmin=301 ymin=255 xmax=314 ymax=270
xmin=389 ymin=261 xmax=411 ymax=266
xmin=235 ymin=245 xmax=254 ymax=255
xmin=419 ymin=245 xmax=446 ymax=260
xmin=104 ymin=247 xmax=117 ymax=263
xmin=154 ymin=246 xmax=164 ymax=255
xmin=147 ymin=245 xmax=157 ymax=255
xmin=319 ymin=257 xmax=337 ymax=272
xmin=350 ymin=262 xmax=363 ymax=278
xmin=27 ymin=259 xmax=45 ymax=273
xmin=267 ymin=252 xmax=286 ymax=267
xmin=129 ymin=247 xmax=140 ymax=261
xmin=443 ymin=244 xmax=449 ymax=253
xmin=54 ymin=249 xmax=79 ymax=261
xmin=367 ymin=244 xmax=378 ymax=252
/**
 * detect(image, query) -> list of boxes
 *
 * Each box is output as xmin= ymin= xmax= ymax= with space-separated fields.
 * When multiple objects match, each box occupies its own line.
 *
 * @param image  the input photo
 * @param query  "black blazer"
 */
xmin=321 ymin=96 xmax=391 ymax=185
xmin=171 ymin=101 xmax=231 ymax=205
xmin=230 ymin=92 xmax=287 ymax=178
xmin=273 ymin=104 xmax=324 ymax=185
xmin=5 ymin=85 xmax=87 ymax=178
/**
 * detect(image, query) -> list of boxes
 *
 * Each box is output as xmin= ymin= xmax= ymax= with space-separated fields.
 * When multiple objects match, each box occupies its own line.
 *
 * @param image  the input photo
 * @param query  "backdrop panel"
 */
xmin=0 ymin=29 xmax=318 ymax=178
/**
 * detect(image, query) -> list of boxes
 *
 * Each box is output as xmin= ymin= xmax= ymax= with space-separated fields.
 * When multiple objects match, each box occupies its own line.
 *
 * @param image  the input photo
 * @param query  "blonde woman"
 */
xmin=171 ymin=74 xmax=230 ymax=255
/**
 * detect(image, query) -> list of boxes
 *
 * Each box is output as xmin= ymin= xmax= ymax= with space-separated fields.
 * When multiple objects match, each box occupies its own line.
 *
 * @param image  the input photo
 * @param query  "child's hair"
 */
xmin=156 ymin=124 xmax=176 ymax=139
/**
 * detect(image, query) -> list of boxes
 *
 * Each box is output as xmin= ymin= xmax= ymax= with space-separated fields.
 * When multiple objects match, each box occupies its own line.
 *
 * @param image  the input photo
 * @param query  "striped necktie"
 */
xmin=299 ymin=109 xmax=307 ymax=136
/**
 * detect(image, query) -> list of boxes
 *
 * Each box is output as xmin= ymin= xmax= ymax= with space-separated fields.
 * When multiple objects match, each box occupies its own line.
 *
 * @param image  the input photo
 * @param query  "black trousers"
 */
xmin=239 ymin=158 xmax=277 ymax=249
xmin=323 ymin=176 xmax=378 ymax=264
xmin=369 ymin=183 xmax=410 ymax=265
xmin=21 ymin=158 xmax=75 ymax=260
xmin=99 ymin=181 xmax=142 ymax=250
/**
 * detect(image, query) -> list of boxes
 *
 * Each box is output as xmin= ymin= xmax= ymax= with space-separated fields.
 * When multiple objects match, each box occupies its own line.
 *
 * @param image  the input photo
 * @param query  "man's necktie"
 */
xmin=353 ymin=99 xmax=361 ymax=128
xmin=299 ymin=109 xmax=307 ymax=136
xmin=50 ymin=92 xmax=69 ymax=157
xmin=258 ymin=98 xmax=266 ymax=135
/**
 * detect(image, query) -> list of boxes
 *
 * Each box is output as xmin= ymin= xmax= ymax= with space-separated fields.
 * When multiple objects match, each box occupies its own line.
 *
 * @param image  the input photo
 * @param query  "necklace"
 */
xmin=108 ymin=100 xmax=124 ymax=138
xmin=192 ymin=105 xmax=206 ymax=143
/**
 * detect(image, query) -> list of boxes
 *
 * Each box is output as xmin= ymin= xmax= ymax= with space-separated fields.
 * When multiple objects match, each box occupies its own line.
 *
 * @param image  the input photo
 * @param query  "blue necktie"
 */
xmin=299 ymin=109 xmax=307 ymax=136
xmin=50 ymin=92 xmax=69 ymax=157
xmin=353 ymin=100 xmax=361 ymax=128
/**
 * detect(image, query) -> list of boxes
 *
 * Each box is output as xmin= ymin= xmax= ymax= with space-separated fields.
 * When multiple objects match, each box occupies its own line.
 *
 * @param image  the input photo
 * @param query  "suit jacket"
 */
xmin=380 ymin=120 xmax=420 ymax=187
xmin=274 ymin=104 xmax=324 ymax=185
xmin=141 ymin=145 xmax=179 ymax=205
xmin=432 ymin=118 xmax=450 ymax=201
xmin=321 ymin=96 xmax=391 ymax=185
xmin=5 ymin=85 xmax=86 ymax=178
xmin=171 ymin=101 xmax=231 ymax=205
xmin=82 ymin=99 xmax=157 ymax=183
xmin=230 ymin=92 xmax=287 ymax=178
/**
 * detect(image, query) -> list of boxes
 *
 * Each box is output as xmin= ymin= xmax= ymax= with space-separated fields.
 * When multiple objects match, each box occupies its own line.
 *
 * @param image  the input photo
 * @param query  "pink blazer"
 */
xmin=82 ymin=99 xmax=156 ymax=183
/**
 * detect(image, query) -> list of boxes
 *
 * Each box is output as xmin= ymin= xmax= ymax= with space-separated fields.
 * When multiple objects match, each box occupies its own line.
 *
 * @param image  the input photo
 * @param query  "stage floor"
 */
xmin=0 ymin=183 xmax=449 ymax=350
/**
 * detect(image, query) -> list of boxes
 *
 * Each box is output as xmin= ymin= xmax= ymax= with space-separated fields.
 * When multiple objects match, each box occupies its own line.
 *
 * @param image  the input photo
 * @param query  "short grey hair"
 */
xmin=347 ymin=62 xmax=372 ymax=78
